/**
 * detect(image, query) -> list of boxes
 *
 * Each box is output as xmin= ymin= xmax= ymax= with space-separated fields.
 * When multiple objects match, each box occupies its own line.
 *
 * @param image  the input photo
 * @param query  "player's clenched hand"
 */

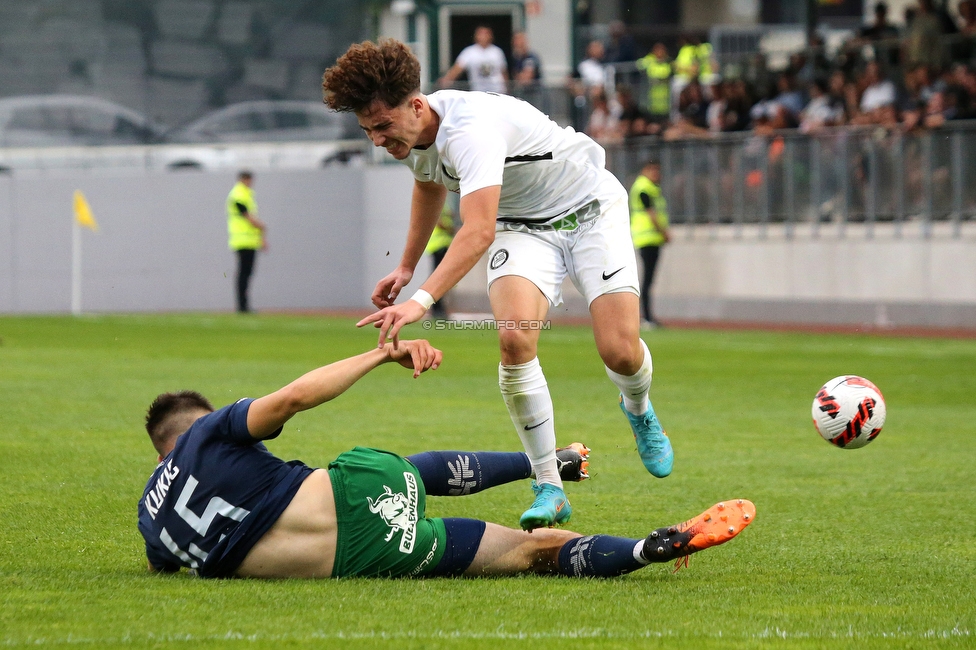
xmin=356 ymin=299 xmax=427 ymax=349
xmin=371 ymin=267 xmax=413 ymax=308
xmin=385 ymin=339 xmax=442 ymax=378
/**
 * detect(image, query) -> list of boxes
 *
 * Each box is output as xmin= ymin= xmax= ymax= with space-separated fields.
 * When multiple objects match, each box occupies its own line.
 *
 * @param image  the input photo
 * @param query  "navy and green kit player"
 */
xmin=138 ymin=339 xmax=755 ymax=579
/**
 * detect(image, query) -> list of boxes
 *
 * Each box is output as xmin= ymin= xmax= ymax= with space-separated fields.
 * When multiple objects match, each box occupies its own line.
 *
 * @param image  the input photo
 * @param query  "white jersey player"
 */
xmin=323 ymin=39 xmax=674 ymax=530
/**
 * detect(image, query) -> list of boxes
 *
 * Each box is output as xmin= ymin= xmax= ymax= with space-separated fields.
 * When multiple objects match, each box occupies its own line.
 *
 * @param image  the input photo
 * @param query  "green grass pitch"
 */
xmin=1 ymin=314 xmax=974 ymax=649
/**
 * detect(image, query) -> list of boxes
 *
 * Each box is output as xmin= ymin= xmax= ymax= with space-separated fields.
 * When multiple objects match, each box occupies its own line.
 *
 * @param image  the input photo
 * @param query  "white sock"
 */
xmin=605 ymin=339 xmax=652 ymax=415
xmin=499 ymin=358 xmax=562 ymax=488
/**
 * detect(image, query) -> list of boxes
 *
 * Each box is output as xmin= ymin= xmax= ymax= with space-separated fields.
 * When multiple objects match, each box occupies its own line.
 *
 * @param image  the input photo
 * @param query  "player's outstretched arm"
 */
xmin=245 ymin=340 xmax=442 ymax=439
xmin=358 ymin=185 xmax=501 ymax=348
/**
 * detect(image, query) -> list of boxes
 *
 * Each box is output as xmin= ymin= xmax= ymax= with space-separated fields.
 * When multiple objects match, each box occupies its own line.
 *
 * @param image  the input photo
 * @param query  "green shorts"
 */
xmin=328 ymin=447 xmax=446 ymax=578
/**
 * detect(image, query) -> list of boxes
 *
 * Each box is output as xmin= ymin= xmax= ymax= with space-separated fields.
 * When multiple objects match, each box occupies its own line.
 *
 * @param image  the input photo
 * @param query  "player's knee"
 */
xmin=497 ymin=327 xmax=537 ymax=364
xmin=600 ymin=340 xmax=642 ymax=375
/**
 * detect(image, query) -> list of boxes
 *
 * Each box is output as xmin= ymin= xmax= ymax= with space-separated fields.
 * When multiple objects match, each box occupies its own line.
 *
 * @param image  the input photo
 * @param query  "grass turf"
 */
xmin=0 ymin=314 xmax=973 ymax=648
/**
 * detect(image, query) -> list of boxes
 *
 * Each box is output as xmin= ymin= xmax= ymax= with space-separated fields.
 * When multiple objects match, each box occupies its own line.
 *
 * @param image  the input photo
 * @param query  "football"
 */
xmin=811 ymin=375 xmax=887 ymax=449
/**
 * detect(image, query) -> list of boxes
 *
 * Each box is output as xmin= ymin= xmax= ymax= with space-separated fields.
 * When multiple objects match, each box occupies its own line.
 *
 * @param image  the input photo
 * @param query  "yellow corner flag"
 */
xmin=73 ymin=190 xmax=98 ymax=232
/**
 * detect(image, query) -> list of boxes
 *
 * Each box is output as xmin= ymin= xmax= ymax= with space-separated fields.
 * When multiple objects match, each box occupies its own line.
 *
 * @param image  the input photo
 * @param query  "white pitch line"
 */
xmin=3 ymin=627 xmax=971 ymax=646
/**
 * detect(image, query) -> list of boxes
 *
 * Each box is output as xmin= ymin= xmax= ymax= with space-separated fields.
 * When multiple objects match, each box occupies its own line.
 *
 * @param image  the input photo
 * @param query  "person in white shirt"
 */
xmin=323 ymin=39 xmax=674 ymax=531
xmin=859 ymin=61 xmax=897 ymax=113
xmin=572 ymin=39 xmax=610 ymax=95
xmin=440 ymin=25 xmax=509 ymax=93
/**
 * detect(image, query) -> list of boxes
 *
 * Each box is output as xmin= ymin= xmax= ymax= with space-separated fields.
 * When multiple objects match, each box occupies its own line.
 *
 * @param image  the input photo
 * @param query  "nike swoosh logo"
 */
xmin=602 ymin=267 xmax=625 ymax=280
xmin=524 ymin=418 xmax=550 ymax=431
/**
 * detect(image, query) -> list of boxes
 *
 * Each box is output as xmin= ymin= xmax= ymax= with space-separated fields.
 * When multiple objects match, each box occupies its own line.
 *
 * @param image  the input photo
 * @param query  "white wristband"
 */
xmin=409 ymin=289 xmax=435 ymax=311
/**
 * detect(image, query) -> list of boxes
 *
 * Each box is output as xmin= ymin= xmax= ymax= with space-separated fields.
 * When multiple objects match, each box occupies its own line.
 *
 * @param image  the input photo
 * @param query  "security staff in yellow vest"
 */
xmin=696 ymin=41 xmax=715 ymax=82
xmin=672 ymin=37 xmax=700 ymax=121
xmin=674 ymin=38 xmax=700 ymax=84
xmin=227 ymin=170 xmax=266 ymax=313
xmin=636 ymin=43 xmax=672 ymax=123
xmin=629 ymin=160 xmax=670 ymax=328
xmin=674 ymin=36 xmax=714 ymax=83
xmin=423 ymin=204 xmax=455 ymax=319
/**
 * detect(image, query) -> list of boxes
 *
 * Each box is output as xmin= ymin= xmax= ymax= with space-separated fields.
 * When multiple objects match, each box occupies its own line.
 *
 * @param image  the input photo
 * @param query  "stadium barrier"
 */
xmin=1 ymin=129 xmax=974 ymax=328
xmin=605 ymin=122 xmax=976 ymax=240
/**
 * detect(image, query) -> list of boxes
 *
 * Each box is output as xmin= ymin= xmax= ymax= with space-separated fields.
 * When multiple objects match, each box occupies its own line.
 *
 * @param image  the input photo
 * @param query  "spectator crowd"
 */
xmin=429 ymin=11 xmax=976 ymax=226
xmin=564 ymin=0 xmax=976 ymax=144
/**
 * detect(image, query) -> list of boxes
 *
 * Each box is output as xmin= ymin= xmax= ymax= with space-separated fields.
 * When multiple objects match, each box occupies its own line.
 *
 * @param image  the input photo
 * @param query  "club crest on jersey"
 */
xmin=367 ymin=472 xmax=419 ymax=553
xmin=490 ymin=249 xmax=509 ymax=270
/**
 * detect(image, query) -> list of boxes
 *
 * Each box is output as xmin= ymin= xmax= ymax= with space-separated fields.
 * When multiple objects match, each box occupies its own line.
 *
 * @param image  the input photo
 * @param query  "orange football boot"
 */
xmin=641 ymin=499 xmax=756 ymax=571
xmin=556 ymin=442 xmax=591 ymax=481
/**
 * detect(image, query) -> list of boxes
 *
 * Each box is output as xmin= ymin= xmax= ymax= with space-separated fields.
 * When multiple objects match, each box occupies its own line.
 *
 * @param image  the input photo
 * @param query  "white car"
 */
xmin=149 ymin=139 xmax=368 ymax=171
xmin=0 ymin=97 xmax=367 ymax=173
xmin=0 ymin=95 xmax=164 ymax=148
xmin=157 ymin=100 xmax=365 ymax=170
xmin=165 ymin=100 xmax=357 ymax=143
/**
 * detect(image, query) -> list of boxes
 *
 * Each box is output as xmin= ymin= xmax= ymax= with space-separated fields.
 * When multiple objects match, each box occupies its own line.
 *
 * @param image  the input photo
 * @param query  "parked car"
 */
xmin=164 ymin=100 xmax=358 ymax=144
xmin=0 ymin=97 xmax=367 ymax=173
xmin=149 ymin=139 xmax=368 ymax=171
xmin=158 ymin=100 xmax=364 ymax=169
xmin=0 ymin=95 xmax=164 ymax=147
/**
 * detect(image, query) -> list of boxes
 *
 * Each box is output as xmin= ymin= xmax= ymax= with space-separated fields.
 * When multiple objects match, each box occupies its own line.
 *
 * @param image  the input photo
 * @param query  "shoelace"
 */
xmin=578 ymin=460 xmax=590 ymax=480
xmin=672 ymin=555 xmax=690 ymax=573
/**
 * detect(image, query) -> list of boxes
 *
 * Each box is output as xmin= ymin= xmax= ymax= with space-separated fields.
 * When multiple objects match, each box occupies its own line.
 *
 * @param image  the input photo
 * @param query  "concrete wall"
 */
xmin=447 ymin=221 xmax=976 ymax=329
xmin=650 ymin=223 xmax=976 ymax=329
xmin=2 ymin=165 xmax=975 ymax=330
xmin=0 ymin=166 xmax=412 ymax=314
xmin=683 ymin=0 xmax=760 ymax=27
xmin=525 ymin=0 xmax=573 ymax=80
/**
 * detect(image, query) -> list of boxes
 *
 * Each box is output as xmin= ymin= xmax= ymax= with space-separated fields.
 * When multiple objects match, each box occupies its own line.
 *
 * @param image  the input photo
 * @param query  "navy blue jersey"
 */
xmin=137 ymin=398 xmax=314 ymax=578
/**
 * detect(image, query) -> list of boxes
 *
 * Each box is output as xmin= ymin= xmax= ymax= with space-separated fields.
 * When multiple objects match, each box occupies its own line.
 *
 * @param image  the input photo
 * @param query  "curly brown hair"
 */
xmin=322 ymin=39 xmax=421 ymax=113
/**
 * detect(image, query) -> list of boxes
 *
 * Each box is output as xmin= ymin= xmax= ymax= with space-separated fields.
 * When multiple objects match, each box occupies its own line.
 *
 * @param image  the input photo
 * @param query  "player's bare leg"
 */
xmin=590 ymin=291 xmax=673 ymax=477
xmin=489 ymin=275 xmax=569 ymax=529
xmin=463 ymin=523 xmax=578 ymax=576
xmin=464 ymin=499 xmax=756 ymax=577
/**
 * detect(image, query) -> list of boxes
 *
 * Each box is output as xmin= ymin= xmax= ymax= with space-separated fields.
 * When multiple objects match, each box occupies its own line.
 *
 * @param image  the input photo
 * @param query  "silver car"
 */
xmin=165 ymin=100 xmax=358 ymax=144
xmin=157 ymin=100 xmax=364 ymax=169
xmin=0 ymin=95 xmax=164 ymax=147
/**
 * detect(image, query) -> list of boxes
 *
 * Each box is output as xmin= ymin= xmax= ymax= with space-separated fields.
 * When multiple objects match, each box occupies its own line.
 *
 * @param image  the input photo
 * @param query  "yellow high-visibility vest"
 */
xmin=696 ymin=42 xmax=714 ymax=79
xmin=636 ymin=54 xmax=672 ymax=116
xmin=674 ymin=44 xmax=698 ymax=81
xmin=424 ymin=208 xmax=454 ymax=255
xmin=227 ymin=181 xmax=262 ymax=250
xmin=629 ymin=174 xmax=668 ymax=248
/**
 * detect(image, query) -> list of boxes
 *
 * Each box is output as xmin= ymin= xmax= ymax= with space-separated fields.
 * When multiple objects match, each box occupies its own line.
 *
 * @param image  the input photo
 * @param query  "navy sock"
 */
xmin=406 ymin=451 xmax=532 ymax=496
xmin=557 ymin=535 xmax=646 ymax=577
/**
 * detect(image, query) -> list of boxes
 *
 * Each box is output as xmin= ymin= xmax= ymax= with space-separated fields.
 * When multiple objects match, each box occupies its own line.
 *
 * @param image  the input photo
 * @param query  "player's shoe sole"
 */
xmin=619 ymin=396 xmax=673 ymax=478
xmin=519 ymin=481 xmax=572 ymax=530
xmin=556 ymin=443 xmax=591 ymax=482
xmin=640 ymin=499 xmax=756 ymax=568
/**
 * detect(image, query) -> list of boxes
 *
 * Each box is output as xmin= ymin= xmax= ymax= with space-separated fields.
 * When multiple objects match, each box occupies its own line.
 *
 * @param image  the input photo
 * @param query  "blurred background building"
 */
xmin=0 ymin=0 xmax=372 ymax=127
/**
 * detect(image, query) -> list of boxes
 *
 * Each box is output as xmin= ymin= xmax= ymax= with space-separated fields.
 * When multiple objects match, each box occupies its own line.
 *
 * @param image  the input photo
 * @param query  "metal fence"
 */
xmin=605 ymin=122 xmax=976 ymax=239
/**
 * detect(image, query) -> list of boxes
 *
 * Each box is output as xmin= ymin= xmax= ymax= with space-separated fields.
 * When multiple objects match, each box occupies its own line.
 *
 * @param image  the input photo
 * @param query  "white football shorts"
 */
xmin=486 ymin=196 xmax=639 ymax=307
